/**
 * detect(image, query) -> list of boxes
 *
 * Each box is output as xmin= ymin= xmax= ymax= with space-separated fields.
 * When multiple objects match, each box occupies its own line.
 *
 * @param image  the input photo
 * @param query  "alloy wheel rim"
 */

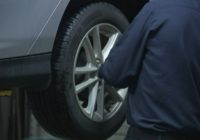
xmin=73 ymin=23 xmax=127 ymax=122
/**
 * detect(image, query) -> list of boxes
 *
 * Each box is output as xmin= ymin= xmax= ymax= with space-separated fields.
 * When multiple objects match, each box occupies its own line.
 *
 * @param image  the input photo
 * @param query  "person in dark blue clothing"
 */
xmin=98 ymin=0 xmax=200 ymax=139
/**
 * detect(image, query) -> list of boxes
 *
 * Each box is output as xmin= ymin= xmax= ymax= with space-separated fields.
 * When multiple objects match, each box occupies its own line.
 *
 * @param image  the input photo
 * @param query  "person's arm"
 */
xmin=98 ymin=2 xmax=155 ymax=88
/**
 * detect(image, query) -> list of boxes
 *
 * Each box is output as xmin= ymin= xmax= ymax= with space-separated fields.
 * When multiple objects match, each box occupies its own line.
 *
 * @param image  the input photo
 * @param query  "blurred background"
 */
xmin=0 ymin=89 xmax=128 ymax=140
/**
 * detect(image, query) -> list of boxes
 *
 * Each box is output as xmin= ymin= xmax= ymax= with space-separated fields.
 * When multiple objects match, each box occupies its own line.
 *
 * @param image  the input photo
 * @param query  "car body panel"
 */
xmin=0 ymin=0 xmax=146 ymax=89
xmin=0 ymin=0 xmax=69 ymax=59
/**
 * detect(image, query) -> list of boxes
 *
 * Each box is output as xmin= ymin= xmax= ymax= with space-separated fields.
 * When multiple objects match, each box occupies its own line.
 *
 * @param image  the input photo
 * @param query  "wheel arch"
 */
xmin=64 ymin=0 xmax=147 ymax=22
xmin=52 ymin=0 xmax=148 ymax=52
xmin=29 ymin=0 xmax=147 ymax=55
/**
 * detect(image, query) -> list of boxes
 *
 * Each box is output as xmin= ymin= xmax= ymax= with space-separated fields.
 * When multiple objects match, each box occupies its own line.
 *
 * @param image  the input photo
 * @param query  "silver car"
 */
xmin=0 ymin=0 xmax=146 ymax=139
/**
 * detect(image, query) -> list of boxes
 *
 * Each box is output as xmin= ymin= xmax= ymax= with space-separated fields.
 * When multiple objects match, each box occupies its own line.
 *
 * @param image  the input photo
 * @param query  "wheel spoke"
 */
xmin=92 ymin=26 xmax=103 ymax=60
xmin=102 ymin=32 xmax=121 ymax=61
xmin=75 ymin=66 xmax=98 ymax=75
xmin=83 ymin=36 xmax=97 ymax=66
xmin=75 ymin=77 xmax=98 ymax=94
xmin=105 ymin=85 xmax=123 ymax=102
xmin=85 ymin=82 xmax=99 ymax=118
xmin=96 ymin=80 xmax=105 ymax=120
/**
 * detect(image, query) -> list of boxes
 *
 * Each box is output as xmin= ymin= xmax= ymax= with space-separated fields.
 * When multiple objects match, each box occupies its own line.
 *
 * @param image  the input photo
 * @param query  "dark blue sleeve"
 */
xmin=98 ymin=2 xmax=154 ymax=88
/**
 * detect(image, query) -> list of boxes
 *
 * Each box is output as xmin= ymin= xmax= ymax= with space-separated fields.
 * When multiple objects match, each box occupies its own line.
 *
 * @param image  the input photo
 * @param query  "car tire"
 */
xmin=28 ymin=2 xmax=129 ymax=140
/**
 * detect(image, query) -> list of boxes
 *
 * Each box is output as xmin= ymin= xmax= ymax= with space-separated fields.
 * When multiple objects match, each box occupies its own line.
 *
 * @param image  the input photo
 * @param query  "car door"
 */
xmin=0 ymin=0 xmax=69 ymax=59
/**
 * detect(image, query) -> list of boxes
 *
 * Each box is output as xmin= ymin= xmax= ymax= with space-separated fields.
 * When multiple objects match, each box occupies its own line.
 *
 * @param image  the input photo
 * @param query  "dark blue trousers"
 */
xmin=124 ymin=126 xmax=200 ymax=140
